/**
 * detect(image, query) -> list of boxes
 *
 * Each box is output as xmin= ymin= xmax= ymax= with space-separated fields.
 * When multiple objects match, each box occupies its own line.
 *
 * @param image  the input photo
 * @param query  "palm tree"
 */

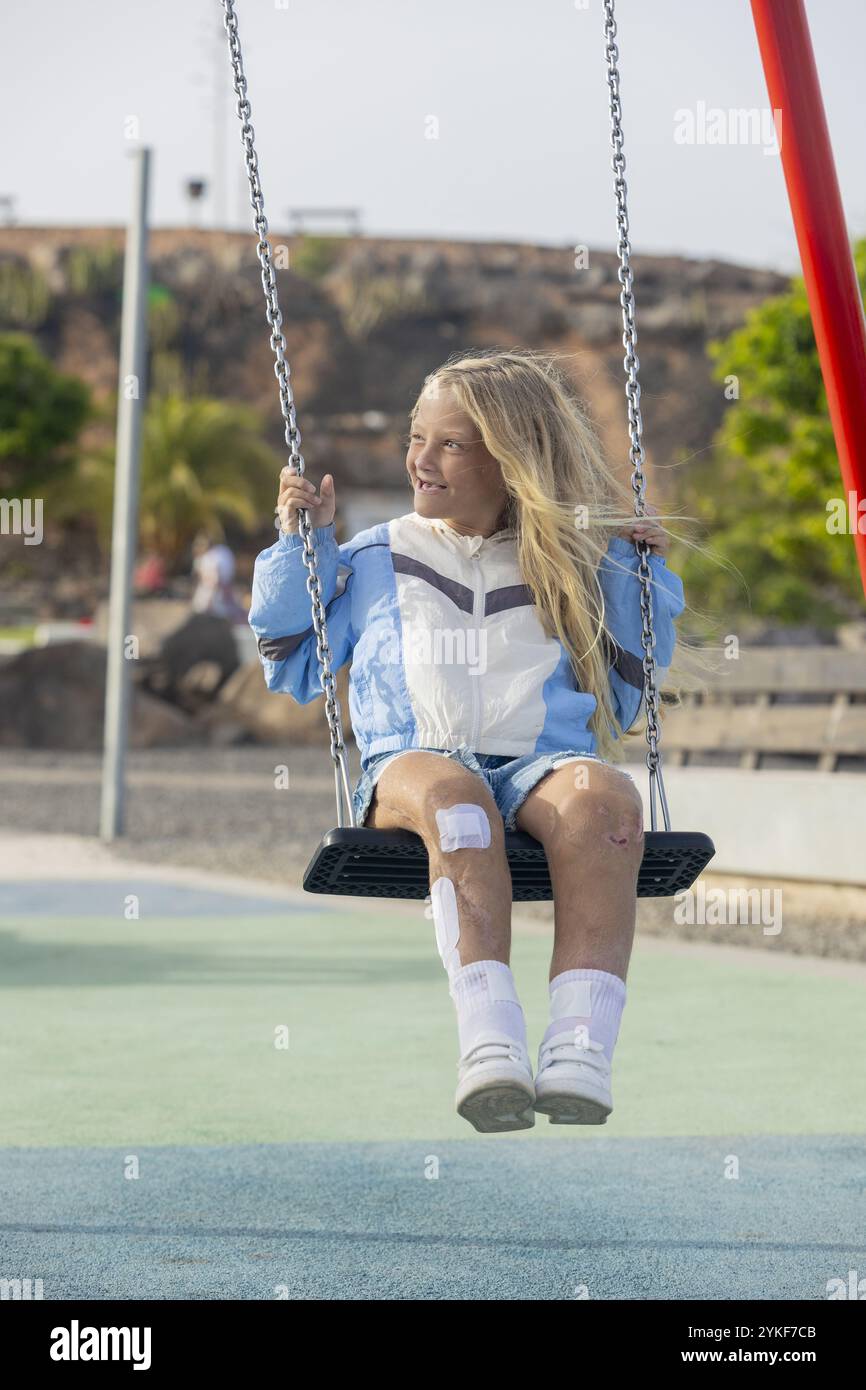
xmin=71 ymin=395 xmax=281 ymax=562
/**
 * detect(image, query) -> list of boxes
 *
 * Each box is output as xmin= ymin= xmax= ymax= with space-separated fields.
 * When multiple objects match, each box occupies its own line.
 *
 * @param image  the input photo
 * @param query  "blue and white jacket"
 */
xmin=249 ymin=511 xmax=685 ymax=770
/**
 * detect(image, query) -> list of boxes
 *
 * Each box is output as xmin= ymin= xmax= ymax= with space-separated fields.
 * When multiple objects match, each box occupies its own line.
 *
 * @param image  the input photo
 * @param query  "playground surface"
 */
xmin=1 ymin=831 xmax=864 ymax=1300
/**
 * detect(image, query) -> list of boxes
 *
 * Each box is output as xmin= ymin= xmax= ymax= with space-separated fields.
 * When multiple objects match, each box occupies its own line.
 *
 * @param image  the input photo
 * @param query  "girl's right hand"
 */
xmin=276 ymin=468 xmax=336 ymax=533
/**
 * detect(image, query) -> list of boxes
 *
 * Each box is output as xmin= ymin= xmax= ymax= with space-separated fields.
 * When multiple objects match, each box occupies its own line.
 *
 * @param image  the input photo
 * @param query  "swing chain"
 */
xmin=220 ymin=0 xmax=667 ymax=836
xmin=603 ymin=0 xmax=672 ymax=834
xmin=221 ymin=0 xmax=356 ymax=828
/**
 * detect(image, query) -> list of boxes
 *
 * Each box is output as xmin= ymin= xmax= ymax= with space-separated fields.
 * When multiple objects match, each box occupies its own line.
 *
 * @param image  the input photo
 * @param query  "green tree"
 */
xmin=0 ymin=261 xmax=52 ymax=328
xmin=0 ymin=334 xmax=91 ymax=494
xmin=64 ymin=244 xmax=123 ymax=298
xmin=68 ymin=394 xmax=281 ymax=561
xmin=291 ymin=235 xmax=341 ymax=282
xmin=674 ymin=239 xmax=866 ymax=630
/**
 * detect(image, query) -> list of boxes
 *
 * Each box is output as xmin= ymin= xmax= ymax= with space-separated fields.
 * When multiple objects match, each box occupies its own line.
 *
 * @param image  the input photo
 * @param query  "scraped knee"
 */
xmin=545 ymin=772 xmax=645 ymax=857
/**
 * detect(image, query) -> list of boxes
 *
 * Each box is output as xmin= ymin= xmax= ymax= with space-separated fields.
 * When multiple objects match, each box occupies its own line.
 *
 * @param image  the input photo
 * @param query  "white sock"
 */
xmin=543 ymin=968 xmax=626 ymax=1064
xmin=449 ymin=960 xmax=528 ymax=1060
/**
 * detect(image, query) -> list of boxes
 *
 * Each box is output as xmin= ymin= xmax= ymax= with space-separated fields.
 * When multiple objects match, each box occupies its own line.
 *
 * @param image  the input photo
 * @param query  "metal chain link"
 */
xmin=603 ymin=0 xmax=671 ymax=833
xmin=221 ymin=0 xmax=355 ymax=828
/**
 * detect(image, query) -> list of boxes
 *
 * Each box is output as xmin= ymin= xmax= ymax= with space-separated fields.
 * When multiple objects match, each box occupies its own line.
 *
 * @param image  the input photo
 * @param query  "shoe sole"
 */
xmin=456 ymin=1076 xmax=536 ymax=1133
xmin=534 ymin=1086 xmax=611 ymax=1126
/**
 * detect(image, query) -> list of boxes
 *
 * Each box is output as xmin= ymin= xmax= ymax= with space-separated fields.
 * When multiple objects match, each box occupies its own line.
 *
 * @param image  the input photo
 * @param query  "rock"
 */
xmin=0 ymin=642 xmax=102 ymax=749
xmin=201 ymin=715 xmax=254 ymax=748
xmin=0 ymin=641 xmax=200 ymax=749
xmin=212 ymin=660 xmax=354 ymax=745
xmin=177 ymin=660 xmax=227 ymax=702
xmin=130 ymin=690 xmax=202 ymax=748
xmin=142 ymin=614 xmax=239 ymax=712
xmin=92 ymin=598 xmax=191 ymax=660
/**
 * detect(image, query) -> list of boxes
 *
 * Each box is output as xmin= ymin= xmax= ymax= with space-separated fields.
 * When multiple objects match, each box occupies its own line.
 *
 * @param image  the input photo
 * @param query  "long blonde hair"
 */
xmin=411 ymin=347 xmax=691 ymax=762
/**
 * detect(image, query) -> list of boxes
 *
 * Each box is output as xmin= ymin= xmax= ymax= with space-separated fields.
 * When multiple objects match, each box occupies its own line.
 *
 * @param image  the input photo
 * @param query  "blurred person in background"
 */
xmin=191 ymin=531 xmax=247 ymax=623
xmin=133 ymin=551 xmax=169 ymax=598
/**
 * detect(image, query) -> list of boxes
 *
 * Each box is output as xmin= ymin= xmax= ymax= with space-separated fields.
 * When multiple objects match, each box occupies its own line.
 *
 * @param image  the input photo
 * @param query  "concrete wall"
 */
xmin=634 ymin=766 xmax=864 ymax=887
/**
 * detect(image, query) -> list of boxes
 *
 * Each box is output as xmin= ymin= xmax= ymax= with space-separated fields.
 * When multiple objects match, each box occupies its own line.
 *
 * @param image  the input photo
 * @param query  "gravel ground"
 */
xmin=2 ymin=746 xmax=864 ymax=959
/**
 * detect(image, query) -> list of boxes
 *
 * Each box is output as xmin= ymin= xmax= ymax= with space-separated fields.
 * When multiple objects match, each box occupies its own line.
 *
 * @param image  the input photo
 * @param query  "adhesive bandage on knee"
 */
xmin=544 ymin=969 xmax=627 ymax=1064
xmin=435 ymin=803 xmax=491 ymax=852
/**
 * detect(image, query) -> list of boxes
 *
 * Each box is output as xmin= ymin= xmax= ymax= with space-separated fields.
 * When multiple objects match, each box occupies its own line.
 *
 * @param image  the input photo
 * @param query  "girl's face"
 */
xmin=406 ymin=386 xmax=510 ymax=537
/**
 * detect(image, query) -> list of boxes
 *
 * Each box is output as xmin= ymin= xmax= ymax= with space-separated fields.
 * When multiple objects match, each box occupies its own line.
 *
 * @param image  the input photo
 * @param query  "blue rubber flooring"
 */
xmin=1 ymin=1136 xmax=862 ymax=1300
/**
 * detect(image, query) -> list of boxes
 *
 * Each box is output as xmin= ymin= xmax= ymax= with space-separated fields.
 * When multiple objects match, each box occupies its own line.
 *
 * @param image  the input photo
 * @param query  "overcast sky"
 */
xmin=5 ymin=0 xmax=865 ymax=273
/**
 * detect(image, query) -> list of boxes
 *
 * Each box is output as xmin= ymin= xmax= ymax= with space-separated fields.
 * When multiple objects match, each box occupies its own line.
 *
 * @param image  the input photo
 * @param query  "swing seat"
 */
xmin=303 ymin=827 xmax=716 ymax=901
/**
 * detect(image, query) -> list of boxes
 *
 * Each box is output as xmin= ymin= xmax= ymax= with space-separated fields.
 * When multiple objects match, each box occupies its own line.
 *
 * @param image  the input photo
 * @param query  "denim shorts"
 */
xmin=351 ymin=745 xmax=636 ymax=833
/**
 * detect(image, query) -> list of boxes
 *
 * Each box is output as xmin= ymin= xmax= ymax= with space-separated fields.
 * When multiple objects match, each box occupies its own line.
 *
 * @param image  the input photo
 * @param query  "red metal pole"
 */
xmin=751 ymin=0 xmax=866 ymax=598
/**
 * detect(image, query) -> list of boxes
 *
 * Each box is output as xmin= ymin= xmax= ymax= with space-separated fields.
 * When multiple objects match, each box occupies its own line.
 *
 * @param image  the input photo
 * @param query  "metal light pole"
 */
xmin=100 ymin=147 xmax=151 ymax=841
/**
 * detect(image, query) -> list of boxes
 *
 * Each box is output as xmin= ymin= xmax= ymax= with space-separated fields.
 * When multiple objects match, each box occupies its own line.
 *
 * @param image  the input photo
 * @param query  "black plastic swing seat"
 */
xmin=303 ymin=827 xmax=715 ymax=901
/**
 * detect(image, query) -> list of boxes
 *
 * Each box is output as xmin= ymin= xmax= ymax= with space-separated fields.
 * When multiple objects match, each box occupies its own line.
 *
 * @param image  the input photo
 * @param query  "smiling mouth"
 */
xmin=415 ymin=477 xmax=447 ymax=492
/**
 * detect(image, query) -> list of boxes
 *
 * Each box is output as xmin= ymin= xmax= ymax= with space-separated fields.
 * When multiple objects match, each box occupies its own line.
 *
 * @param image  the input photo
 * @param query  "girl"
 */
xmin=250 ymin=348 xmax=685 ymax=1135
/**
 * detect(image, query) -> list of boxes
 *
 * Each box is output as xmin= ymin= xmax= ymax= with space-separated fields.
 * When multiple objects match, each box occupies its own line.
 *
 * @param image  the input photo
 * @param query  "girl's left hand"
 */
xmin=615 ymin=503 xmax=670 ymax=556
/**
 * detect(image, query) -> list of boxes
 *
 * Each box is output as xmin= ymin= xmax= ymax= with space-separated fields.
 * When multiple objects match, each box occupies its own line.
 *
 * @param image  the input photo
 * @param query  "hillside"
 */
xmin=0 ymin=225 xmax=788 ymax=506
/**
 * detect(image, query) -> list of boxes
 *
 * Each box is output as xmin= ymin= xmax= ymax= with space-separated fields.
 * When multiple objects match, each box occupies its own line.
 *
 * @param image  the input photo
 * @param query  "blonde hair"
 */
xmin=411 ymin=346 xmax=698 ymax=763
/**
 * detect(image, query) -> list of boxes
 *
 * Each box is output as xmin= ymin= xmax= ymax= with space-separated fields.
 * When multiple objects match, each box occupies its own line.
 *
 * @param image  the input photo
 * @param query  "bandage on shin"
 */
xmin=430 ymin=876 xmax=527 ymax=1057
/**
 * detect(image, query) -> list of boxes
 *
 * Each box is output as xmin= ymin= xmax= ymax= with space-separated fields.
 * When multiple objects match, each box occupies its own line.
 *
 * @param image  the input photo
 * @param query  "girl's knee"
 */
xmin=421 ymin=779 xmax=504 ymax=854
xmin=532 ymin=766 xmax=645 ymax=855
xmin=373 ymin=752 xmax=503 ymax=847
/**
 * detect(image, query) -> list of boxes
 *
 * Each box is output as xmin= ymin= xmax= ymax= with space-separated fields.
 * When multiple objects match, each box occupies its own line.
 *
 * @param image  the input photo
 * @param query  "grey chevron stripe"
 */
xmin=604 ymin=634 xmax=645 ymax=690
xmin=391 ymin=552 xmax=475 ymax=614
xmin=257 ymin=564 xmax=352 ymax=662
xmin=259 ymin=546 xmax=646 ymax=695
xmin=258 ymin=629 xmax=310 ymax=661
xmin=484 ymin=583 xmax=533 ymax=616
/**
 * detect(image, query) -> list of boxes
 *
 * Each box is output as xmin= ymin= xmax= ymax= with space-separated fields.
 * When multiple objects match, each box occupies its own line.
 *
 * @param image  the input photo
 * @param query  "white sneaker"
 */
xmin=455 ymin=1033 xmax=536 ymax=1133
xmin=533 ymin=1030 xmax=612 ymax=1125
